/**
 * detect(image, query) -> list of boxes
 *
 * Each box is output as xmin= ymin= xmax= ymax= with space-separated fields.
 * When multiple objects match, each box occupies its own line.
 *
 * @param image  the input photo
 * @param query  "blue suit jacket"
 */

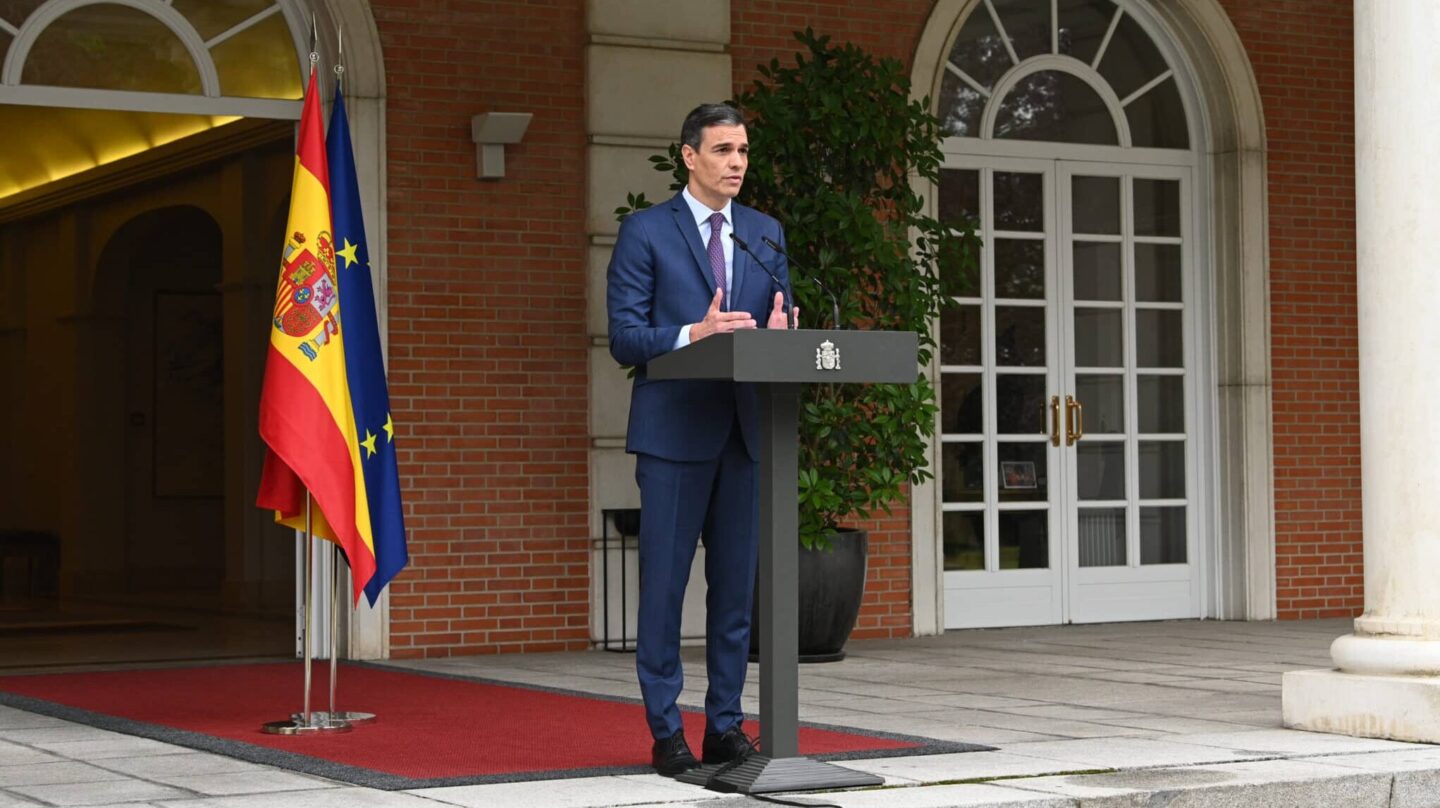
xmin=607 ymin=191 xmax=789 ymax=462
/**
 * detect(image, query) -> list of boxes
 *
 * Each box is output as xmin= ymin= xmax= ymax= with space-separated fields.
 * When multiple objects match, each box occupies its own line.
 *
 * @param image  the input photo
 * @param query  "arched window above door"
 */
xmin=0 ymin=0 xmax=307 ymax=199
xmin=2 ymin=0 xmax=301 ymax=100
xmin=940 ymin=0 xmax=1189 ymax=149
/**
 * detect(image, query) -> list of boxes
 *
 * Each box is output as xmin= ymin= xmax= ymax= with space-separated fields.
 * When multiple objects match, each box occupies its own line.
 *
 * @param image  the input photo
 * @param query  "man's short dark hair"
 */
xmin=681 ymin=103 xmax=746 ymax=150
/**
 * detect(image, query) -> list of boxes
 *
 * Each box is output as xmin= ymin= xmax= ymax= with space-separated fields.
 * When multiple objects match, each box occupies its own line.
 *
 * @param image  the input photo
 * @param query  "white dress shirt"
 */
xmin=674 ymin=187 xmax=734 ymax=349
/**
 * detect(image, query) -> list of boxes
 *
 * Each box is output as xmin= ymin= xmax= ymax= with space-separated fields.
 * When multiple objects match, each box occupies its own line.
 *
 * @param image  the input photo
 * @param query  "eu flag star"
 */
xmin=361 ymin=429 xmax=378 ymax=458
xmin=337 ymin=238 xmax=360 ymax=268
xmin=383 ymin=413 xmax=395 ymax=442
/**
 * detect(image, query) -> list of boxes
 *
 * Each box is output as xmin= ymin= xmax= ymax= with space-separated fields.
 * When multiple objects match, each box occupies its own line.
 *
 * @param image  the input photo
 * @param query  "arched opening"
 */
xmin=0 ymin=0 xmax=391 ymax=665
xmin=909 ymin=0 xmax=1272 ymax=633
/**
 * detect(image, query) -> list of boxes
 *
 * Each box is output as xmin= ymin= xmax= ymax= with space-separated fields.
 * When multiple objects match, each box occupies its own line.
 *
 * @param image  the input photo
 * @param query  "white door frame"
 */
xmin=910 ymin=0 xmax=1272 ymax=634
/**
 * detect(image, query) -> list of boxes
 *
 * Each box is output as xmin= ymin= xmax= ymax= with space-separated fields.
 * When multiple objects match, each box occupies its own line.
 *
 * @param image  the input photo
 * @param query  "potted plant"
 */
xmin=618 ymin=29 xmax=979 ymax=660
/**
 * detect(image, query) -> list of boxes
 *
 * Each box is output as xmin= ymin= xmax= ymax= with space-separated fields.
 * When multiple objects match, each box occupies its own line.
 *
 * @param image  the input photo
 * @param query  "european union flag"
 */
xmin=328 ymin=85 xmax=408 ymax=605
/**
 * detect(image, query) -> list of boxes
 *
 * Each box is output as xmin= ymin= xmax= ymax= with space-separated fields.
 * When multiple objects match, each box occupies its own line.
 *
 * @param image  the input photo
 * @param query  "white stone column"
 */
xmin=584 ymin=0 xmax=732 ymax=646
xmin=1282 ymin=0 xmax=1440 ymax=742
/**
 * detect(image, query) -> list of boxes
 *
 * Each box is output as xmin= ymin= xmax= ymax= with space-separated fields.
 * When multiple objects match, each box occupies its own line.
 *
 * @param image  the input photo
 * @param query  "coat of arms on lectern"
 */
xmin=816 ymin=340 xmax=841 ymax=371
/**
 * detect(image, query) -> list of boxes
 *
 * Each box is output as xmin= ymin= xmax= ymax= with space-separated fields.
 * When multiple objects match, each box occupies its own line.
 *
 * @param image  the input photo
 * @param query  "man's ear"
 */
xmin=680 ymin=144 xmax=696 ymax=171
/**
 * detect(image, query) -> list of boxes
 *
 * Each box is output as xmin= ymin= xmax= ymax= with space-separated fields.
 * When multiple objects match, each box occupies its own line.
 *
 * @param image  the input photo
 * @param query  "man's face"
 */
xmin=682 ymin=123 xmax=748 ymax=210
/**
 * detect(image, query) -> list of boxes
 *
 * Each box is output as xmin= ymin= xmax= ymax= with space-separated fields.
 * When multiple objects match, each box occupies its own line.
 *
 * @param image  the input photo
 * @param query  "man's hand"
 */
xmin=766 ymin=291 xmax=799 ymax=330
xmin=691 ymin=289 xmax=757 ymax=341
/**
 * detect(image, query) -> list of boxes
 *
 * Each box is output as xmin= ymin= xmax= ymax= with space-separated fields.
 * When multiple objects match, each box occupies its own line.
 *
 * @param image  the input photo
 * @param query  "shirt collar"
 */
xmin=682 ymin=186 xmax=732 ymax=229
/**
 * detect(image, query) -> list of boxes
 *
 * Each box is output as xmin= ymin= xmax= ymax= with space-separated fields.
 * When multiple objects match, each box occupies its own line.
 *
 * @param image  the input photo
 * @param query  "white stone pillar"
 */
xmin=584 ymin=0 xmax=732 ymax=646
xmin=1282 ymin=0 xmax=1440 ymax=742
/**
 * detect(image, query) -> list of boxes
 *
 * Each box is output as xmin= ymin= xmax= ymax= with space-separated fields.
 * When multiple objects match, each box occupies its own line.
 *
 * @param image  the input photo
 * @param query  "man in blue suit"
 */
xmin=607 ymin=103 xmax=796 ymax=775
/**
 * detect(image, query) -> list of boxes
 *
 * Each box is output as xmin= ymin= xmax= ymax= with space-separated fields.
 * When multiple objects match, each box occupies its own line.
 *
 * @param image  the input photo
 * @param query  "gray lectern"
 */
xmin=649 ymin=328 xmax=918 ymax=795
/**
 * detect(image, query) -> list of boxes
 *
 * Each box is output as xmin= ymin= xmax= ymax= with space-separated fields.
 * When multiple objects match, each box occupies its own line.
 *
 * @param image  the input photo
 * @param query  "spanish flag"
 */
xmin=256 ymin=68 xmax=376 ymax=600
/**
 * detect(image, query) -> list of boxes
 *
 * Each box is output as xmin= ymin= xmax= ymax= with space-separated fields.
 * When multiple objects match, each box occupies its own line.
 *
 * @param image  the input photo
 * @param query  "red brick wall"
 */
xmin=374 ymin=1 xmax=592 ymax=656
xmin=732 ymin=2 xmax=934 ymax=639
xmin=1219 ymin=0 xmax=1361 ymax=619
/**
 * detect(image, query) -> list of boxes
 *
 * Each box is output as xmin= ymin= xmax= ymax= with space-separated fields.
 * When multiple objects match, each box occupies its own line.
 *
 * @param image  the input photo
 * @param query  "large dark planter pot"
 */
xmin=750 ymin=528 xmax=869 ymax=663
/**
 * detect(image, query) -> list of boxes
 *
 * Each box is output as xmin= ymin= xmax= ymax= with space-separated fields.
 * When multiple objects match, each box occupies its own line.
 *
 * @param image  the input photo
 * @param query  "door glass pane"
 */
xmin=1135 ymin=309 xmax=1182 ymax=367
xmin=942 ymin=442 xmax=985 ymax=503
xmin=941 ymin=168 xmax=981 ymax=226
xmin=1077 ymin=442 xmax=1124 ymax=500
xmin=0 ymin=2 xmax=46 ymax=28
xmin=1057 ymin=0 xmax=1116 ymax=65
xmin=1072 ymin=176 xmax=1120 ymax=234
xmin=941 ymin=304 xmax=983 ymax=365
xmin=1075 ymin=374 xmax=1123 ymax=433
xmin=1135 ymin=243 xmax=1182 ymax=302
xmin=995 ymin=306 xmax=1046 ymax=366
xmin=996 ymin=374 xmax=1047 ymax=434
xmin=995 ymin=172 xmax=1044 ymax=232
xmin=1078 ymin=507 xmax=1126 ymax=567
xmin=1139 ymin=441 xmax=1185 ymax=499
xmin=1137 ymin=375 xmax=1184 ymax=433
xmin=173 ymin=0 xmax=277 ymax=40
xmin=993 ymin=0 xmax=1053 ymax=61
xmin=998 ymin=442 xmax=1047 ymax=503
xmin=944 ymin=511 xmax=985 ymax=571
xmin=995 ymin=239 xmax=1045 ymax=299
xmin=994 ymin=71 xmax=1118 ymax=145
xmin=999 ymin=511 xmax=1049 ymax=569
xmin=1141 ymin=506 xmax=1186 ymax=564
xmin=24 ymin=5 xmax=202 ymax=93
xmin=210 ymin=11 xmax=303 ymax=100
xmin=1074 ymin=308 xmax=1122 ymax=367
xmin=941 ymin=169 xmax=983 ymax=295
xmin=1073 ymin=242 xmax=1121 ymax=301
xmin=946 ymin=6 xmax=1012 ymax=91
xmin=939 ymin=70 xmax=986 ymax=138
xmin=942 ymin=373 xmax=983 ymax=433
xmin=1096 ymin=12 xmax=1170 ymax=101
xmin=1134 ymin=179 xmax=1181 ymax=236
xmin=1128 ymin=77 xmax=1190 ymax=149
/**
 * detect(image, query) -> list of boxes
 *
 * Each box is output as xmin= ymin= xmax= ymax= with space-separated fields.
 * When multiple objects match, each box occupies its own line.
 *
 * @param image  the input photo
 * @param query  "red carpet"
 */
xmin=0 ymin=662 xmax=978 ymax=788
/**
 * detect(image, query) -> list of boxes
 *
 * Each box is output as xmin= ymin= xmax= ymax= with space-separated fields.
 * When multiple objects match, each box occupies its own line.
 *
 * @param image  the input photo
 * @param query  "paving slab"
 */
xmin=153 ymin=788 xmax=440 ymax=808
xmin=998 ymin=759 xmax=1393 ymax=807
xmin=1167 ymin=728 xmax=1423 ymax=756
xmin=410 ymin=774 xmax=709 ymax=808
xmin=1000 ymin=737 xmax=1266 ymax=768
xmin=0 ymin=761 xmax=130 ymax=787
xmin=804 ymin=783 xmax=1074 ymax=808
xmin=89 ymin=754 xmax=269 ymax=780
xmin=9 ymin=779 xmax=195 ymax=806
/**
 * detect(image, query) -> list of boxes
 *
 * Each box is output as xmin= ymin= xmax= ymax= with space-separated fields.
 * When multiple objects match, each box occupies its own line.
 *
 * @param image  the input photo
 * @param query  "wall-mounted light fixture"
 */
xmin=470 ymin=112 xmax=533 ymax=180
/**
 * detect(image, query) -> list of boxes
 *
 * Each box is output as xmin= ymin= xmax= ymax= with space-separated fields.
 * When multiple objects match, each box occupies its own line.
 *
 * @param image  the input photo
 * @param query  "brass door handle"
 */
xmin=1065 ymin=395 xmax=1084 ymax=446
xmin=1049 ymin=395 xmax=1061 ymax=447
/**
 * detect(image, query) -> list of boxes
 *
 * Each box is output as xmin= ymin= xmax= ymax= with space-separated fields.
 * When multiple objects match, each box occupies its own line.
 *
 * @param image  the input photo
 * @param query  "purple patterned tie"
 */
xmin=706 ymin=211 xmax=727 ymax=301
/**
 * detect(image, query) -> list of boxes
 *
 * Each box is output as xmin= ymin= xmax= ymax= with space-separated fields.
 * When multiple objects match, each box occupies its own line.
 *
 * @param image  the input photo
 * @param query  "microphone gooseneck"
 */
xmin=762 ymin=236 xmax=841 ymax=330
xmin=730 ymin=233 xmax=792 ymax=322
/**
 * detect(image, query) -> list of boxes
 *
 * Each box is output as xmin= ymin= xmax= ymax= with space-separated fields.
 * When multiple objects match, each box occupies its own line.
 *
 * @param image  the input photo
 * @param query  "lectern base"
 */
xmin=675 ymin=755 xmax=883 ymax=794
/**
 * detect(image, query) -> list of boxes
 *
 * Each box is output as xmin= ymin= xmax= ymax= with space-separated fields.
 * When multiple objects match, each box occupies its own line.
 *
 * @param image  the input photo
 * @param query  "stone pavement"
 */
xmin=5 ymin=618 xmax=1440 ymax=807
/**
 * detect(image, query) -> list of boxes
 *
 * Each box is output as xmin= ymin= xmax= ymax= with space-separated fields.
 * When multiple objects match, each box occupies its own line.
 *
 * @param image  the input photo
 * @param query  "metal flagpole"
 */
xmin=262 ymin=494 xmax=351 ymax=734
xmin=309 ymin=25 xmax=375 ymax=729
xmin=319 ymin=543 xmax=376 ymax=725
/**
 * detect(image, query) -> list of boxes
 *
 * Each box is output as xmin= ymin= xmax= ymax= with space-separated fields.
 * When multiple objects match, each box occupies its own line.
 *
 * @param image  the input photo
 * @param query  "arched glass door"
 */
xmin=935 ymin=0 xmax=1203 ymax=627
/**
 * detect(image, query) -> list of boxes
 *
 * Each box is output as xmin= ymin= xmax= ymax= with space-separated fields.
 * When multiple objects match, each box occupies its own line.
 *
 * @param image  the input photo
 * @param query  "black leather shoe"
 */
xmin=702 ymin=725 xmax=757 ymax=764
xmin=651 ymin=731 xmax=698 ymax=776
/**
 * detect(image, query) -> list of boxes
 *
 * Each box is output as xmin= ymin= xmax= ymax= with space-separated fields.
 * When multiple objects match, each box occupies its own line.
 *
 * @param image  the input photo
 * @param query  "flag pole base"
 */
xmin=301 ymin=710 xmax=376 ymax=726
xmin=262 ymin=714 xmax=352 ymax=735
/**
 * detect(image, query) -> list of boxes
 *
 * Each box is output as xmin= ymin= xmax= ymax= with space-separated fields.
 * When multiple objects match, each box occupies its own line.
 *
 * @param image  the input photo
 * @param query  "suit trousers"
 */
xmin=633 ymin=418 xmax=759 ymax=740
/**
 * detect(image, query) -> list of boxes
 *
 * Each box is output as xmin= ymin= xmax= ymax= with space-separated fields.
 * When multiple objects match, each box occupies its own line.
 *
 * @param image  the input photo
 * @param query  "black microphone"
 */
xmin=730 ymin=233 xmax=793 ymax=326
xmin=762 ymin=236 xmax=841 ymax=329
